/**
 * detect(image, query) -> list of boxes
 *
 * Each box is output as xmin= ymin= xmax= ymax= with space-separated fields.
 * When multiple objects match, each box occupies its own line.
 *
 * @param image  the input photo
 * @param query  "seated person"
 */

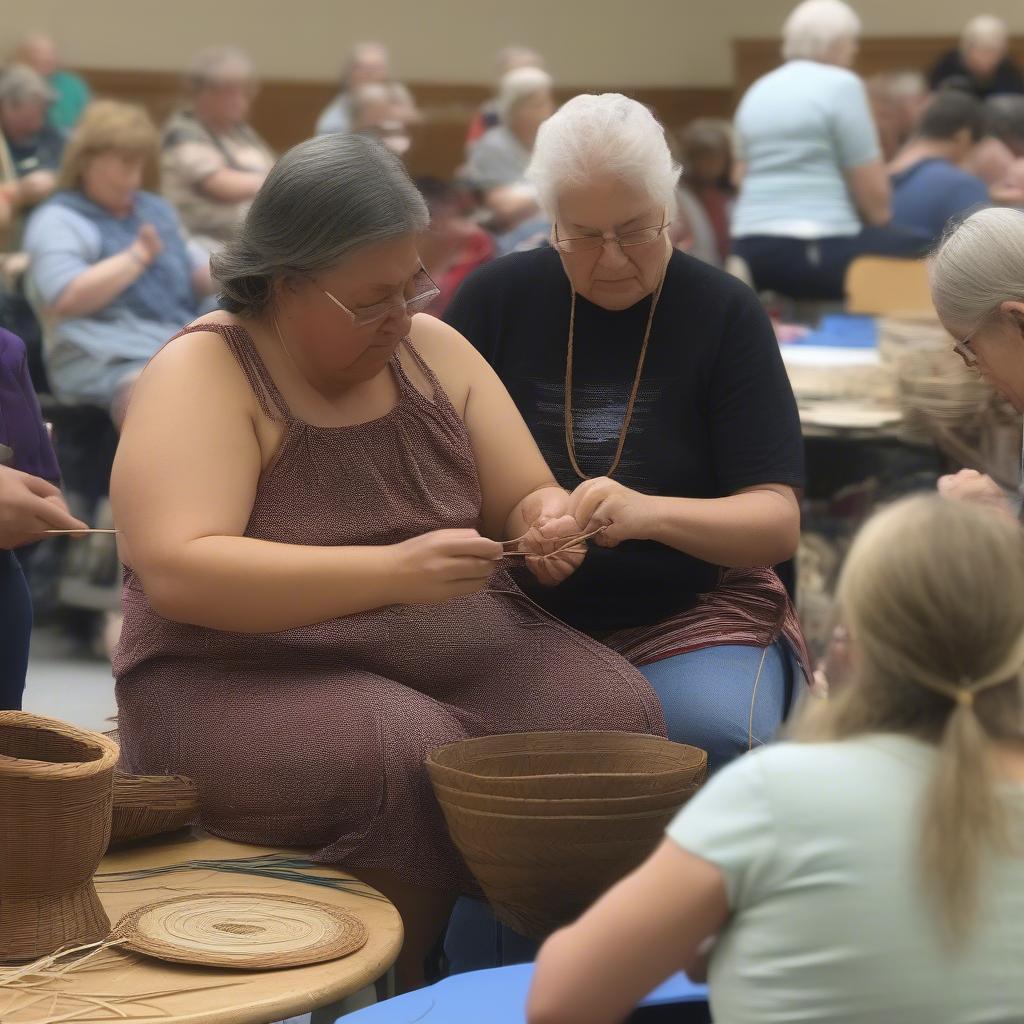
xmin=12 ymin=34 xmax=91 ymax=135
xmin=677 ymin=119 xmax=735 ymax=265
xmin=414 ymin=177 xmax=495 ymax=316
xmin=464 ymin=66 xmax=555 ymax=231
xmin=930 ymin=15 xmax=1024 ymax=100
xmin=25 ymin=101 xmax=214 ymax=412
xmin=868 ymin=70 xmax=931 ymax=161
xmin=0 ymin=64 xmax=63 ymax=238
xmin=350 ymin=82 xmax=419 ymax=157
xmin=465 ymin=46 xmax=546 ymax=148
xmin=161 ymin=47 xmax=274 ymax=255
xmin=889 ymin=90 xmax=989 ymax=244
xmin=0 ymin=328 xmax=85 ymax=711
xmin=316 ymin=41 xmax=395 ymax=136
xmin=529 ymin=495 xmax=1024 ymax=1024
xmin=963 ymin=94 xmax=1024 ymax=188
xmin=109 ymin=133 xmax=664 ymax=991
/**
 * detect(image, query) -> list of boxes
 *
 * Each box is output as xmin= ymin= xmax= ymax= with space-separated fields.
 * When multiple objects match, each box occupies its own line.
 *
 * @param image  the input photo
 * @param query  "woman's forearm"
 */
xmin=198 ymin=168 xmax=265 ymax=203
xmin=53 ymin=248 xmax=146 ymax=317
xmin=137 ymin=535 xmax=403 ymax=632
xmin=644 ymin=488 xmax=800 ymax=567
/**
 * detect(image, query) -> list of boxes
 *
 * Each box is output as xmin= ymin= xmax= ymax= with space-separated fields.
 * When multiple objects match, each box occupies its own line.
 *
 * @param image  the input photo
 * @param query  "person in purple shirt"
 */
xmin=890 ymin=90 xmax=990 ymax=245
xmin=0 ymin=328 xmax=84 ymax=709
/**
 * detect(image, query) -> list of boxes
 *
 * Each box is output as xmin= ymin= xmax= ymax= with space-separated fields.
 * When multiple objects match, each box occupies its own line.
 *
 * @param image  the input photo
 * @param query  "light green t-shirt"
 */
xmin=732 ymin=60 xmax=880 ymax=239
xmin=668 ymin=735 xmax=1024 ymax=1024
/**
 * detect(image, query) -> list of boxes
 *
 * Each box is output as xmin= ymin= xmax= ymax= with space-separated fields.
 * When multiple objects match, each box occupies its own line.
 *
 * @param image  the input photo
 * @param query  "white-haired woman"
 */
xmin=931 ymin=15 xmax=1024 ymax=100
xmin=732 ymin=0 xmax=927 ymax=300
xmin=161 ymin=47 xmax=274 ymax=255
xmin=464 ymin=66 xmax=554 ymax=230
xmin=529 ymin=495 xmax=1024 ymax=1024
xmin=928 ymin=206 xmax=1024 ymax=515
xmin=448 ymin=93 xmax=809 ymax=770
xmin=315 ymin=41 xmax=395 ymax=137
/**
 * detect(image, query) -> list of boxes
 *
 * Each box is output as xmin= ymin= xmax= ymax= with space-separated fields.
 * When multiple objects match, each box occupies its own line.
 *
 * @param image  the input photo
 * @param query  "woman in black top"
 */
xmin=930 ymin=15 xmax=1024 ymax=100
xmin=446 ymin=94 xmax=808 ymax=771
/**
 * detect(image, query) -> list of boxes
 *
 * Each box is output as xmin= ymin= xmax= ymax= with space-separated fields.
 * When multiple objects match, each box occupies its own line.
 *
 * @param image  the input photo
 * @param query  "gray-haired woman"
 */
xmin=929 ymin=205 xmax=1024 ymax=515
xmin=109 ymin=134 xmax=664 ymax=990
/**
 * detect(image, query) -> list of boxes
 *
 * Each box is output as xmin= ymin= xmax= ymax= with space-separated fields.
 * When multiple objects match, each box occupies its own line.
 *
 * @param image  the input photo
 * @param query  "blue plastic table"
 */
xmin=335 ymin=963 xmax=709 ymax=1022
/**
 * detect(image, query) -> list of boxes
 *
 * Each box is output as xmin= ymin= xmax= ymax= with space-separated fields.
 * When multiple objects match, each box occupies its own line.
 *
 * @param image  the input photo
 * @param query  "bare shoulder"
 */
xmin=404 ymin=314 xmax=487 ymax=413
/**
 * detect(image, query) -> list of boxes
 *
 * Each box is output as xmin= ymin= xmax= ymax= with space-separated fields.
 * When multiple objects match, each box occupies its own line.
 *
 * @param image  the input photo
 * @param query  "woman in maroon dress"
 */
xmin=110 ymin=134 xmax=664 ymax=988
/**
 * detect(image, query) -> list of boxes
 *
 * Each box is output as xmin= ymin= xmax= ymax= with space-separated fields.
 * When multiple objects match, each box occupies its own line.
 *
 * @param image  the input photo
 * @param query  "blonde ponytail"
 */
xmin=792 ymin=495 xmax=1024 ymax=943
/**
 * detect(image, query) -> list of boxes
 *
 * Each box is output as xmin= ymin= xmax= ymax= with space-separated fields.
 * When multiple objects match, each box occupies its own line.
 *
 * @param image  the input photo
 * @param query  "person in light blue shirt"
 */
xmin=529 ymin=495 xmax=1024 ymax=1024
xmin=732 ymin=0 xmax=927 ymax=299
xmin=890 ymin=90 xmax=990 ymax=245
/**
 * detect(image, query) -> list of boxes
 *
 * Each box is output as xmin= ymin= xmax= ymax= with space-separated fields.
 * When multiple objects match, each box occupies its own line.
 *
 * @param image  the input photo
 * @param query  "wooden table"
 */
xmin=0 ymin=833 xmax=403 ymax=1024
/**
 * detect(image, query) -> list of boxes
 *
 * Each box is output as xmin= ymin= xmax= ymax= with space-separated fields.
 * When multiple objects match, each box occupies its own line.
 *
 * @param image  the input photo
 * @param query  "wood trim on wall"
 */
xmin=77 ymin=67 xmax=733 ymax=180
xmin=734 ymin=35 xmax=1024 ymax=95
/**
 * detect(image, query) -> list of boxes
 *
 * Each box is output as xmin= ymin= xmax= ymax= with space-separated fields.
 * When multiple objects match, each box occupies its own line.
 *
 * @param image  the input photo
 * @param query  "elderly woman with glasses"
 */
xmin=929 ymin=206 xmax=1024 ymax=516
xmin=109 ymin=133 xmax=664 ymax=991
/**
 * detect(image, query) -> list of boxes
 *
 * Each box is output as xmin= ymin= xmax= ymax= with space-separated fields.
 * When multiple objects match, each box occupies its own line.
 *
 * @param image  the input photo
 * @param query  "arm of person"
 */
xmin=527 ymin=841 xmax=729 ymax=1024
xmin=832 ymin=73 xmax=891 ymax=226
xmin=408 ymin=316 xmax=582 ymax=583
xmin=111 ymin=330 xmax=500 ymax=632
xmin=24 ymin=204 xmax=148 ymax=319
xmin=197 ymin=166 xmax=266 ymax=203
xmin=186 ymin=238 xmax=215 ymax=296
xmin=483 ymin=184 xmax=540 ymax=227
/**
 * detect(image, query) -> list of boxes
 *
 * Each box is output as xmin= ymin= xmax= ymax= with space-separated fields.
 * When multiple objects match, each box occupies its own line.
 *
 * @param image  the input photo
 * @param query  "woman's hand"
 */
xmin=518 ymin=516 xmax=588 ymax=586
xmin=391 ymin=528 xmax=502 ymax=604
xmin=132 ymin=223 xmax=164 ymax=266
xmin=0 ymin=466 xmax=87 ymax=549
xmin=568 ymin=477 xmax=657 ymax=548
xmin=938 ymin=469 xmax=1015 ymax=519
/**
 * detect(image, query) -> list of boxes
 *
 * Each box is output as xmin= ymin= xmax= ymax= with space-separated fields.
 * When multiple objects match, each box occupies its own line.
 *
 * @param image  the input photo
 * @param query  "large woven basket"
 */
xmin=0 ymin=712 xmax=120 ymax=962
xmin=427 ymin=732 xmax=707 ymax=940
xmin=104 ymin=729 xmax=198 ymax=847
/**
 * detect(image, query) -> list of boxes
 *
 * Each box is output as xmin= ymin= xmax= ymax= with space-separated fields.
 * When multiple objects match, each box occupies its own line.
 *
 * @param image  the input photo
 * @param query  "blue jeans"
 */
xmin=0 ymin=549 xmax=31 ymax=711
xmin=638 ymin=641 xmax=794 ymax=774
xmin=444 ymin=642 xmax=795 ymax=974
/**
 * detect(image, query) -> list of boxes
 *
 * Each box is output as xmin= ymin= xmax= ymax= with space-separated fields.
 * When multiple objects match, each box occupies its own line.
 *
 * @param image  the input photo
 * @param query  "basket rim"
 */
xmin=431 ymin=781 xmax=695 ymax=804
xmin=0 ymin=712 xmax=120 ymax=778
xmin=436 ymin=802 xmax=682 ymax=824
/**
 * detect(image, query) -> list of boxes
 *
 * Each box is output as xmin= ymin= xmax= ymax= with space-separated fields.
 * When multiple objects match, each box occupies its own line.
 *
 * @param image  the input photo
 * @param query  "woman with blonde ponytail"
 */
xmin=528 ymin=495 xmax=1024 ymax=1024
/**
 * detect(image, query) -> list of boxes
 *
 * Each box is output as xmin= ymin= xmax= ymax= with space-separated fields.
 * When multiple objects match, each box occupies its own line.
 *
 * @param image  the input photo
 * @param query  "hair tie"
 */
xmin=954 ymin=687 xmax=975 ymax=710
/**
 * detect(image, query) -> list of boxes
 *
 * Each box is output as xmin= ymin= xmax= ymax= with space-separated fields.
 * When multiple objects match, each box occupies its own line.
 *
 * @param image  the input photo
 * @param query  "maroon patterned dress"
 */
xmin=114 ymin=323 xmax=665 ymax=888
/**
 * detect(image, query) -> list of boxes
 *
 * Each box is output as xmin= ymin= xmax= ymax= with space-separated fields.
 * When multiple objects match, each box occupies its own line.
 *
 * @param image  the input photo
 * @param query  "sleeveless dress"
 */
xmin=113 ymin=322 xmax=666 ymax=888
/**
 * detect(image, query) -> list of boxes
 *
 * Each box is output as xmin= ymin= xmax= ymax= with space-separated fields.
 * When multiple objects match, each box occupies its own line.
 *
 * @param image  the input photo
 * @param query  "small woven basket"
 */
xmin=428 ymin=732 xmax=707 ymax=940
xmin=0 ymin=712 xmax=120 ymax=962
xmin=103 ymin=729 xmax=198 ymax=847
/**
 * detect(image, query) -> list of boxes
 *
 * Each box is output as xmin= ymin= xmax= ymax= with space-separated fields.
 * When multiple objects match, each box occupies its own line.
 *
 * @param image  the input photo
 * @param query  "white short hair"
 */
xmin=962 ymin=14 xmax=1009 ymax=52
xmin=782 ymin=0 xmax=862 ymax=61
xmin=527 ymin=93 xmax=681 ymax=219
xmin=497 ymin=66 xmax=553 ymax=122
xmin=187 ymin=46 xmax=255 ymax=91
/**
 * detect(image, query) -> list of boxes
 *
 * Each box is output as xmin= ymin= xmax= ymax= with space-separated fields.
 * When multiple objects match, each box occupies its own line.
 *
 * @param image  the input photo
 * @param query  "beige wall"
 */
xmin=3 ymin=0 xmax=1022 ymax=87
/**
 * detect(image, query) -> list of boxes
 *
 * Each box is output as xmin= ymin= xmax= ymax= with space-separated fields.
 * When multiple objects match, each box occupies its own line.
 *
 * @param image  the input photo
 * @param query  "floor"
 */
xmin=24 ymin=624 xmax=316 ymax=1024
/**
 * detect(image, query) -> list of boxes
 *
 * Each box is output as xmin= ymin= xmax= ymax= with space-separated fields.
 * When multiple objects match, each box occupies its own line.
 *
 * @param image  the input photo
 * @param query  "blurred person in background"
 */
xmin=868 ymin=71 xmax=931 ymax=161
xmin=464 ymin=66 xmax=555 ymax=231
xmin=27 ymin=101 xmax=214 ymax=413
xmin=677 ymin=119 xmax=735 ymax=265
xmin=316 ymin=42 xmax=406 ymax=136
xmin=12 ymin=33 xmax=91 ymax=135
xmin=466 ymin=46 xmax=546 ymax=148
xmin=415 ymin=177 xmax=495 ymax=316
xmin=965 ymin=94 xmax=1024 ymax=188
xmin=350 ymin=82 xmax=420 ymax=157
xmin=161 ymin=46 xmax=274 ymax=256
xmin=889 ymin=90 xmax=989 ymax=245
xmin=731 ymin=0 xmax=927 ymax=300
xmin=930 ymin=15 xmax=1024 ymax=100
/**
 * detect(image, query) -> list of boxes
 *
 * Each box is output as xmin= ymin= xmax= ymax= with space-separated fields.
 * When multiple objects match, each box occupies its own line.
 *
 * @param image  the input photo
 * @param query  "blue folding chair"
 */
xmin=334 ymin=962 xmax=709 ymax=1022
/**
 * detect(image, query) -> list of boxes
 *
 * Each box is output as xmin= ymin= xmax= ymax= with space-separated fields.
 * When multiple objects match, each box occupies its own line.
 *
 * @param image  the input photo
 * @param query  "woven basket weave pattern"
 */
xmin=0 ymin=713 xmax=119 ymax=962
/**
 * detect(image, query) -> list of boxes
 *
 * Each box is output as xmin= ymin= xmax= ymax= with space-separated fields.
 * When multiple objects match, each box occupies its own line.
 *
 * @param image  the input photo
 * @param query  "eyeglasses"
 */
xmin=315 ymin=266 xmax=441 ymax=327
xmin=553 ymin=215 xmax=669 ymax=255
xmin=953 ymin=331 xmax=979 ymax=368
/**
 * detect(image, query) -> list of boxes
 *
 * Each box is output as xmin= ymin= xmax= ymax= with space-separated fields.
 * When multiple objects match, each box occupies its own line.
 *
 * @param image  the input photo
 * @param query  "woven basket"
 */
xmin=427 ymin=732 xmax=707 ymax=940
xmin=427 ymin=731 xmax=706 ymax=799
xmin=0 ymin=712 xmax=120 ymax=962
xmin=103 ymin=729 xmax=198 ymax=847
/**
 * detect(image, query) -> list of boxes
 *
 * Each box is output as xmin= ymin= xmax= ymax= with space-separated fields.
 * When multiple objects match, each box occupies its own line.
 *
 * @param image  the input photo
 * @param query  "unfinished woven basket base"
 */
xmin=111 ymin=892 xmax=368 ymax=969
